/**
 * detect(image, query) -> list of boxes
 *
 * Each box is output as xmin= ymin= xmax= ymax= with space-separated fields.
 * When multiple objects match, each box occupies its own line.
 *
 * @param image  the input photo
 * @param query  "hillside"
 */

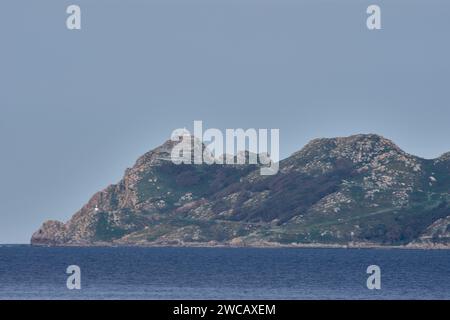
xmin=31 ymin=134 xmax=450 ymax=248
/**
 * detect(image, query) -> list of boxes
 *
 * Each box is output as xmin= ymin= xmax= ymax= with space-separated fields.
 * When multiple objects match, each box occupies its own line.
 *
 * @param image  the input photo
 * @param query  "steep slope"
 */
xmin=31 ymin=134 xmax=450 ymax=247
xmin=31 ymin=139 xmax=258 ymax=245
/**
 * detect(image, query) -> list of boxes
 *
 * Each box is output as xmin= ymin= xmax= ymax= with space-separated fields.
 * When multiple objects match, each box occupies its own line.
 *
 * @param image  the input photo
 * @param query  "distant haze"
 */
xmin=1 ymin=0 xmax=449 ymax=243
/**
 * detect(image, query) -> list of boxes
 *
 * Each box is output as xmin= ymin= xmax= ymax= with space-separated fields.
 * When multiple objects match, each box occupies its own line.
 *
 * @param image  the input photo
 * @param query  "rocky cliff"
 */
xmin=31 ymin=134 xmax=450 ymax=247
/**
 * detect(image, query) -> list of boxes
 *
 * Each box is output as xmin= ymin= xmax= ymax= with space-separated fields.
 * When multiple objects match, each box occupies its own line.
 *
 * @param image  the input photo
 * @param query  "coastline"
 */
xmin=27 ymin=240 xmax=450 ymax=250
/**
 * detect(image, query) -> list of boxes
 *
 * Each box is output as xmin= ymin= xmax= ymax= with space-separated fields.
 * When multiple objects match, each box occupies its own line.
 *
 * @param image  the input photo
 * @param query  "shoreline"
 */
xmin=26 ymin=241 xmax=450 ymax=250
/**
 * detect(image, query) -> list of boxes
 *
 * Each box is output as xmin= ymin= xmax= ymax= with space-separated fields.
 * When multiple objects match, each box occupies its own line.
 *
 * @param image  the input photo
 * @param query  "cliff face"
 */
xmin=31 ymin=134 xmax=450 ymax=247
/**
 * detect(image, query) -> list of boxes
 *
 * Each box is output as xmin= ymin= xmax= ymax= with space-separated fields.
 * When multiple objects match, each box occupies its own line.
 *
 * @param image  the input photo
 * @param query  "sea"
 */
xmin=0 ymin=245 xmax=449 ymax=300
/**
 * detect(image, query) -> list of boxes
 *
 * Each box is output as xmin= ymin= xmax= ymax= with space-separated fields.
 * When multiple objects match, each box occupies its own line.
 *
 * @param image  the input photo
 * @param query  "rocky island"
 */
xmin=31 ymin=134 xmax=450 ymax=248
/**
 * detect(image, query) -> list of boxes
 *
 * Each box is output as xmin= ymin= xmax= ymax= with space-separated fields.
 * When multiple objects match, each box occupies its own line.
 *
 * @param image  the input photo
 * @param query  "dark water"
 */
xmin=0 ymin=245 xmax=449 ymax=300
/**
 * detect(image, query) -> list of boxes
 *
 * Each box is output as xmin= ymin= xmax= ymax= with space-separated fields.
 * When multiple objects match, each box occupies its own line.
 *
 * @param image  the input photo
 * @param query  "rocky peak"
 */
xmin=284 ymin=134 xmax=416 ymax=176
xmin=133 ymin=139 xmax=180 ymax=169
xmin=299 ymin=134 xmax=403 ymax=160
xmin=437 ymin=152 xmax=450 ymax=163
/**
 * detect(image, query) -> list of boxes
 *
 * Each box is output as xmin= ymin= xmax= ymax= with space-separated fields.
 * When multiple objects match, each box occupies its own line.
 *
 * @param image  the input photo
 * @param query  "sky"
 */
xmin=0 ymin=0 xmax=449 ymax=243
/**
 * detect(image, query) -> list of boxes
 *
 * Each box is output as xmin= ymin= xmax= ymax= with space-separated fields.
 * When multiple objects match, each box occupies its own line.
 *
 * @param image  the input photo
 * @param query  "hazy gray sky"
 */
xmin=1 ymin=0 xmax=449 ymax=243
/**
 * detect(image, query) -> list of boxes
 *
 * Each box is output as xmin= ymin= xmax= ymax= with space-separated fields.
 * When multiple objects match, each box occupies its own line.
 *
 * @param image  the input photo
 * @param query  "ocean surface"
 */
xmin=0 ymin=245 xmax=449 ymax=300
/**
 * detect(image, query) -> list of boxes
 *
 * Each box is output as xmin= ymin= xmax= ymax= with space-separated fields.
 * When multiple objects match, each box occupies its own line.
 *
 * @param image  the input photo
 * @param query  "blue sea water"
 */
xmin=0 ymin=245 xmax=449 ymax=300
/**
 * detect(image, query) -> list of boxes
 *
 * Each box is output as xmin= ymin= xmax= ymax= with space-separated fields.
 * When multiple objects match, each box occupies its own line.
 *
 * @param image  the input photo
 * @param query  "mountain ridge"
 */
xmin=31 ymin=134 xmax=450 ymax=248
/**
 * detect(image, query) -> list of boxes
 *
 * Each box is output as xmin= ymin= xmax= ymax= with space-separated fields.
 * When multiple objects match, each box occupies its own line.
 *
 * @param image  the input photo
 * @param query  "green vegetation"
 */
xmin=94 ymin=212 xmax=127 ymax=241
